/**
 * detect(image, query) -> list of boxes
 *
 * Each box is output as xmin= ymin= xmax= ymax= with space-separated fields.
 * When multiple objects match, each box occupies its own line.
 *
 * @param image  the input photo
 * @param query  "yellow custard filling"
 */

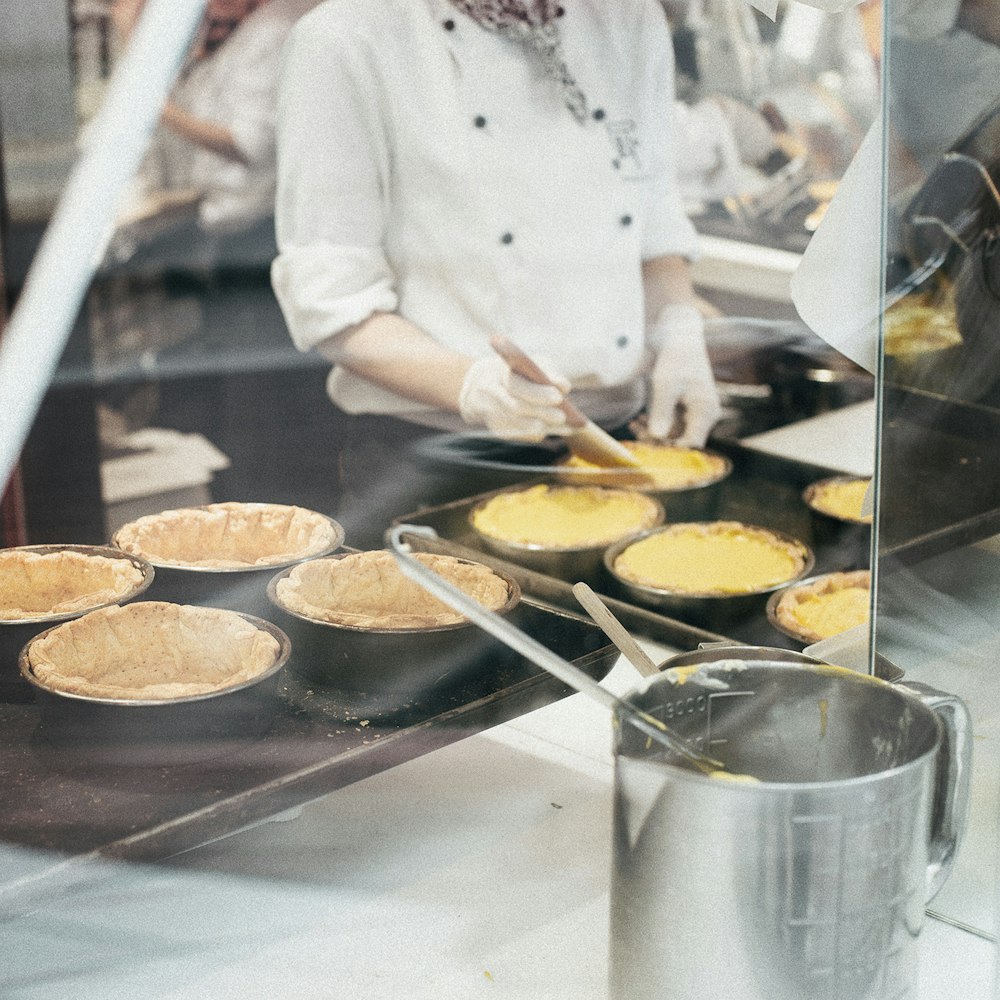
xmin=808 ymin=478 xmax=872 ymax=523
xmin=884 ymin=295 xmax=962 ymax=356
xmin=614 ymin=522 xmax=807 ymax=595
xmin=791 ymin=588 xmax=869 ymax=639
xmin=471 ymin=484 xmax=660 ymax=548
xmin=775 ymin=571 xmax=870 ymax=643
xmin=564 ymin=443 xmax=728 ymax=490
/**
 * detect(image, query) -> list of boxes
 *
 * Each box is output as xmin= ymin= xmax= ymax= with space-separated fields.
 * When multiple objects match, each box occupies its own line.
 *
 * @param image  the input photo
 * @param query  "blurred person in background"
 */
xmin=102 ymin=0 xmax=339 ymax=512
xmin=889 ymin=0 xmax=1000 ymax=172
xmin=111 ymin=0 xmax=321 ymax=262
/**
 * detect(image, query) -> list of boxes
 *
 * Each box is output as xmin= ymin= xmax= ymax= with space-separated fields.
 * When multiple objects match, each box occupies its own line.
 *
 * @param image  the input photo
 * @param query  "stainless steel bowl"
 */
xmin=0 ymin=544 xmax=154 ymax=693
xmin=604 ymin=522 xmax=815 ymax=630
xmin=267 ymin=553 xmax=522 ymax=701
xmin=468 ymin=486 xmax=665 ymax=586
xmin=19 ymin=611 xmax=291 ymax=766
xmin=112 ymin=507 xmax=345 ymax=617
xmin=655 ymin=640 xmax=903 ymax=685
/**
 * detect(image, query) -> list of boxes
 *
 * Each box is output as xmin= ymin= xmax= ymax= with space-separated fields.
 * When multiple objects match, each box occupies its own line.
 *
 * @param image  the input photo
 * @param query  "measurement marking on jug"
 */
xmin=659 ymin=693 xmax=709 ymax=720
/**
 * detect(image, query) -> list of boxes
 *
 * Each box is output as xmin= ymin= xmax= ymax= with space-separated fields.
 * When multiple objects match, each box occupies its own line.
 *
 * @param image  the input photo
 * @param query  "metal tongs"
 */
xmin=389 ymin=525 xmax=724 ymax=772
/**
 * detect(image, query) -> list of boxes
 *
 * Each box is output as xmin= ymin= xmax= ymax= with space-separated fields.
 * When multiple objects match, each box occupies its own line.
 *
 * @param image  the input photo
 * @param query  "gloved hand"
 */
xmin=646 ymin=303 xmax=722 ymax=448
xmin=458 ymin=355 xmax=571 ymax=441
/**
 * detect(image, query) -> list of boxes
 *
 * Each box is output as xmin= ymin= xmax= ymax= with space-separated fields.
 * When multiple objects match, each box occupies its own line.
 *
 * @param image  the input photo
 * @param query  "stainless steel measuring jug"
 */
xmin=609 ymin=659 xmax=971 ymax=1000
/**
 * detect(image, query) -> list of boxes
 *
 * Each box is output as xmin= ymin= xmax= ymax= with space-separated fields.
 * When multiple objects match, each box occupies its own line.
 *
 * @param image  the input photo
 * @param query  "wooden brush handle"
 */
xmin=489 ymin=336 xmax=587 ymax=428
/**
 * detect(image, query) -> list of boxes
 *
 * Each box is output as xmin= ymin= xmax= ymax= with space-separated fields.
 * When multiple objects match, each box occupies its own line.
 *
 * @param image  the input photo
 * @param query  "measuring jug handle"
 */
xmin=896 ymin=680 xmax=973 ymax=902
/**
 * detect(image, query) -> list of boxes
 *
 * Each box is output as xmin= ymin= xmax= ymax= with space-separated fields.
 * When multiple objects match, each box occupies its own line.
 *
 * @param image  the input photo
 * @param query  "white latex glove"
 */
xmin=647 ymin=304 xmax=722 ymax=448
xmin=458 ymin=355 xmax=571 ymax=441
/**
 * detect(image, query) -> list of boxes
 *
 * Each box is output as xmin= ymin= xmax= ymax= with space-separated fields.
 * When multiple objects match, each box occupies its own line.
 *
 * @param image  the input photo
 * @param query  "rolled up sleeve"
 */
xmin=271 ymin=242 xmax=397 ymax=352
xmin=271 ymin=7 xmax=395 ymax=352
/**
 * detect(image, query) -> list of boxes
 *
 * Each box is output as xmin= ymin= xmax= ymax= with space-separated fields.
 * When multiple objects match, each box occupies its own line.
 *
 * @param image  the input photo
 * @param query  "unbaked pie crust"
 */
xmin=114 ymin=502 xmax=340 ymax=568
xmin=275 ymin=550 xmax=512 ymax=630
xmin=0 ymin=548 xmax=145 ymax=621
xmin=26 ymin=601 xmax=281 ymax=700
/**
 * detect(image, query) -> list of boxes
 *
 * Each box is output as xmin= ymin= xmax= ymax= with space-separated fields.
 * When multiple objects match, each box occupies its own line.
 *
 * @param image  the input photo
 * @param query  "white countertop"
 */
xmin=0 ymin=656 xmax=994 ymax=999
xmin=741 ymin=398 xmax=877 ymax=478
xmin=2 ymin=396 xmax=998 ymax=998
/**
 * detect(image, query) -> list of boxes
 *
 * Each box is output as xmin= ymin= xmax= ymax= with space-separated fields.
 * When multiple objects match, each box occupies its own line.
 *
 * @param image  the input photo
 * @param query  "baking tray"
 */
xmin=394 ymin=439 xmax=872 ymax=650
xmin=0 ymin=598 xmax=616 ymax=913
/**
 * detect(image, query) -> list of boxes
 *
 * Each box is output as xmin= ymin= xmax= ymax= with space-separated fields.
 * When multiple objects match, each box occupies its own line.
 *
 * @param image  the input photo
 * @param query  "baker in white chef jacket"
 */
xmin=271 ymin=0 xmax=722 ymax=451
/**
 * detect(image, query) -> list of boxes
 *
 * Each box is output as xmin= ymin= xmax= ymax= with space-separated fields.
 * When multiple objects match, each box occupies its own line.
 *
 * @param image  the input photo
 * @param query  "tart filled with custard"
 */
xmin=771 ymin=570 xmax=871 ymax=644
xmin=470 ymin=484 xmax=662 ymax=550
xmin=804 ymin=476 xmax=873 ymax=524
xmin=611 ymin=521 xmax=811 ymax=596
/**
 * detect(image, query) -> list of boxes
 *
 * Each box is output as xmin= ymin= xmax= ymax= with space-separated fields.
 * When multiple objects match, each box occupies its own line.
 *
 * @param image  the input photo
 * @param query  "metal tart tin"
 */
xmin=19 ymin=610 xmax=290 ymax=767
xmin=604 ymin=522 xmax=814 ymax=631
xmin=551 ymin=446 xmax=732 ymax=522
xmin=802 ymin=475 xmax=872 ymax=566
xmin=266 ymin=553 xmax=521 ymax=701
xmin=468 ymin=486 xmax=665 ymax=587
xmin=0 ymin=544 xmax=154 ymax=697
xmin=111 ymin=506 xmax=345 ymax=618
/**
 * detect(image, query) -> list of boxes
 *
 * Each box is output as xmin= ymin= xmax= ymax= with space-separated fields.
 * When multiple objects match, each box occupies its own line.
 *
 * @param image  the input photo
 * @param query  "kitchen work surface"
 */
xmin=0 ymin=654 xmax=993 ymax=1000
xmin=3 ymin=401 xmax=998 ymax=997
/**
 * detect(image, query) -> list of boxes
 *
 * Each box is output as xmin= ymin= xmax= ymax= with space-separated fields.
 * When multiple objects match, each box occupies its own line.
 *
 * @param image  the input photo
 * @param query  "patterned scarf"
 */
xmin=449 ymin=0 xmax=589 ymax=123
xmin=195 ymin=0 xmax=267 ymax=59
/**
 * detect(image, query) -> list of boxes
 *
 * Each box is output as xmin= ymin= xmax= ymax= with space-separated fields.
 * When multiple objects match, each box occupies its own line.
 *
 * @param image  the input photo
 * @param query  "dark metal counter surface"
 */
xmin=0 ymin=600 xmax=616 ymax=912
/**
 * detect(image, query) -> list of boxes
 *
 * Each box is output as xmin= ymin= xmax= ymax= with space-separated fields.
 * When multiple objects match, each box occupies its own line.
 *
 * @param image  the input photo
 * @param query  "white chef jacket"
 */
xmin=141 ymin=0 xmax=319 ymax=236
xmin=271 ymin=0 xmax=700 ymax=426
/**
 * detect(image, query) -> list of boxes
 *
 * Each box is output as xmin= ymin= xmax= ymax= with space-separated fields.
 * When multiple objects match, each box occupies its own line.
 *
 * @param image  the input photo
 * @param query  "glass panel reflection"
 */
xmin=878 ymin=0 xmax=1000 ymax=946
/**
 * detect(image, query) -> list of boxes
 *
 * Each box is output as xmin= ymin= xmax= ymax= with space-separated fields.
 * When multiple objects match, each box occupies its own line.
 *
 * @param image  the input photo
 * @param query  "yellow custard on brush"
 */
xmin=563 ymin=442 xmax=728 ymax=491
xmin=613 ymin=522 xmax=808 ymax=595
xmin=471 ymin=485 xmax=661 ymax=549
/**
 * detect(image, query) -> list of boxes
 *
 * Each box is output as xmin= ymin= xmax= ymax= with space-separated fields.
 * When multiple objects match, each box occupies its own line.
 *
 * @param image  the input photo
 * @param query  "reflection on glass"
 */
xmin=68 ymin=0 xmax=336 ymax=534
xmin=877 ymin=0 xmax=1000 ymax=952
xmin=668 ymin=0 xmax=880 ymax=248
